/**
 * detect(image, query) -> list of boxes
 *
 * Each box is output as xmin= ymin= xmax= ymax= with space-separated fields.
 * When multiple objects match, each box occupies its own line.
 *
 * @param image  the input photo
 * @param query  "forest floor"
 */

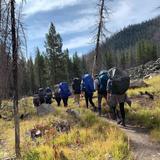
xmin=0 ymin=75 xmax=160 ymax=160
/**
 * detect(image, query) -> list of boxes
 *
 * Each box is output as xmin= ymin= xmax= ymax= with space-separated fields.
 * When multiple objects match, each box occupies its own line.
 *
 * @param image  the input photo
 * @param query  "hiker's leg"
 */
xmin=89 ymin=93 xmax=96 ymax=111
xmin=57 ymin=98 xmax=61 ymax=106
xmin=63 ymin=98 xmax=68 ymax=107
xmin=77 ymin=94 xmax=80 ymax=106
xmin=110 ymin=105 xmax=117 ymax=120
xmin=66 ymin=97 xmax=68 ymax=106
xmin=74 ymin=94 xmax=76 ymax=103
xmin=98 ymin=94 xmax=103 ymax=115
xmin=55 ymin=98 xmax=60 ymax=106
xmin=75 ymin=94 xmax=80 ymax=106
xmin=84 ymin=93 xmax=89 ymax=108
xmin=119 ymin=102 xmax=125 ymax=126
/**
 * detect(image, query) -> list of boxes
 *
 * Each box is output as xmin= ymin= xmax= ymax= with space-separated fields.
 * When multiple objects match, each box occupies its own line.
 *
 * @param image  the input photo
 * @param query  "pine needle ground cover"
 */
xmin=0 ymin=98 xmax=132 ymax=160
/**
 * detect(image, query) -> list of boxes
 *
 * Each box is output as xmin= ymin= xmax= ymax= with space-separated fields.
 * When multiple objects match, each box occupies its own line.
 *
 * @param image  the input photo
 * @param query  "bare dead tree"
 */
xmin=0 ymin=0 xmax=26 ymax=157
xmin=92 ymin=0 xmax=110 ymax=75
xmin=11 ymin=0 xmax=21 ymax=157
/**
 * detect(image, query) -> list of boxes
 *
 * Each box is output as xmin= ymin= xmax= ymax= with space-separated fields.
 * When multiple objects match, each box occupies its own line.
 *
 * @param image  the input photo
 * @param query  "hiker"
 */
xmin=81 ymin=74 xmax=96 ymax=111
xmin=54 ymin=84 xmax=61 ymax=106
xmin=59 ymin=82 xmax=71 ymax=107
xmin=72 ymin=77 xmax=81 ymax=107
xmin=95 ymin=70 xmax=109 ymax=116
xmin=33 ymin=92 xmax=40 ymax=107
xmin=107 ymin=67 xmax=131 ymax=127
xmin=38 ymin=88 xmax=45 ymax=104
xmin=45 ymin=87 xmax=53 ymax=104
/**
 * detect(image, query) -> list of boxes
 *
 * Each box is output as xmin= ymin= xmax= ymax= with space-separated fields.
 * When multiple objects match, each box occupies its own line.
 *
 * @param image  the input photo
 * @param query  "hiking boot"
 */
xmin=126 ymin=99 xmax=132 ymax=107
xmin=98 ymin=111 xmax=101 ymax=116
xmin=117 ymin=120 xmax=122 ymax=125
xmin=121 ymin=120 xmax=126 ymax=127
xmin=93 ymin=106 xmax=97 ymax=112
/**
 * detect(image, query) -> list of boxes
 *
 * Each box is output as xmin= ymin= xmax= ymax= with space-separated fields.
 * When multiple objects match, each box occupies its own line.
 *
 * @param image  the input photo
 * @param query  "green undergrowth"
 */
xmin=127 ymin=75 xmax=160 ymax=97
xmin=126 ymin=75 xmax=160 ymax=142
xmin=0 ymin=96 xmax=132 ymax=160
xmin=23 ymin=108 xmax=132 ymax=160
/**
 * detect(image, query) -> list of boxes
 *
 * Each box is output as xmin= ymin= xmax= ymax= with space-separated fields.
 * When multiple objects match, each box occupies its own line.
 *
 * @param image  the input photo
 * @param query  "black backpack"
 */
xmin=108 ymin=68 xmax=130 ymax=95
xmin=33 ymin=94 xmax=40 ymax=107
xmin=72 ymin=78 xmax=81 ymax=94
xmin=38 ymin=88 xmax=45 ymax=104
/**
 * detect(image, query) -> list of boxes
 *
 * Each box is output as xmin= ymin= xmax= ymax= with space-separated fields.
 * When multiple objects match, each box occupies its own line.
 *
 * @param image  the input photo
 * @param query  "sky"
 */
xmin=16 ymin=0 xmax=160 ymax=58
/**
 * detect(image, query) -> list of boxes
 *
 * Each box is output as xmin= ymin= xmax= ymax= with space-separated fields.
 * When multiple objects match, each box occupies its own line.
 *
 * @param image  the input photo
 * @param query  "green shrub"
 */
xmin=24 ymin=150 xmax=40 ymax=160
xmin=79 ymin=110 xmax=99 ymax=128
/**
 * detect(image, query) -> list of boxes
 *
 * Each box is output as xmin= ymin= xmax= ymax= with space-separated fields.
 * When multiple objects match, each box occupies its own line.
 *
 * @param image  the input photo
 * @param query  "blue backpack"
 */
xmin=98 ymin=70 xmax=109 ymax=94
xmin=82 ymin=74 xmax=94 ymax=94
xmin=45 ymin=87 xmax=52 ymax=98
xmin=59 ymin=82 xmax=71 ymax=98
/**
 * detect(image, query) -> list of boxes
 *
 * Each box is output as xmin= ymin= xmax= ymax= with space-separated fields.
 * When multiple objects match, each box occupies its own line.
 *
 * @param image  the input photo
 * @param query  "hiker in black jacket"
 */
xmin=72 ymin=77 xmax=81 ymax=107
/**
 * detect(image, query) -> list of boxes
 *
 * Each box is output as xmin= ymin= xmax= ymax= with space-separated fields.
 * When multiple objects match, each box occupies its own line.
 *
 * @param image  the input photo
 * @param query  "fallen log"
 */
xmin=130 ymin=80 xmax=149 ymax=89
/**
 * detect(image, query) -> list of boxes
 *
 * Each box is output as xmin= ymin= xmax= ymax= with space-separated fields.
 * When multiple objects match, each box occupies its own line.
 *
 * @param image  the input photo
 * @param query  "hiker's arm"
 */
xmin=107 ymin=80 xmax=112 ymax=101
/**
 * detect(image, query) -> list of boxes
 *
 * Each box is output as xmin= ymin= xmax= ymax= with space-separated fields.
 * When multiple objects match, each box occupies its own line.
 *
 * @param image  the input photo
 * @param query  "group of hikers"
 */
xmin=33 ymin=67 xmax=131 ymax=127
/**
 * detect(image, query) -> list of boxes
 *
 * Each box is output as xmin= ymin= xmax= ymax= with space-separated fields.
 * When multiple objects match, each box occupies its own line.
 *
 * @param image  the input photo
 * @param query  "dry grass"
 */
xmin=0 ymin=96 xmax=132 ymax=160
xmin=127 ymin=75 xmax=160 ymax=142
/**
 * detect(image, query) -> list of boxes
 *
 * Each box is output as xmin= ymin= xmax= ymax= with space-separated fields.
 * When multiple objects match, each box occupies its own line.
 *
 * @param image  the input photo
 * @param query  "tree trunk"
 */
xmin=0 ymin=0 xmax=1 ymax=30
xmin=92 ymin=0 xmax=105 ymax=76
xmin=11 ymin=0 xmax=20 ymax=158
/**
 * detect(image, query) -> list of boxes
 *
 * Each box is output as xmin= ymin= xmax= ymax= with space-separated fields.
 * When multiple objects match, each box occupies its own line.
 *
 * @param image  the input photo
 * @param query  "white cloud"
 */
xmin=57 ymin=16 xmax=95 ymax=35
xmin=18 ymin=0 xmax=81 ymax=16
xmin=107 ymin=0 xmax=160 ymax=33
xmin=78 ymin=8 xmax=96 ymax=15
xmin=27 ymin=14 xmax=96 ymax=41
xmin=63 ymin=36 xmax=93 ymax=49
xmin=112 ymin=0 xmax=132 ymax=21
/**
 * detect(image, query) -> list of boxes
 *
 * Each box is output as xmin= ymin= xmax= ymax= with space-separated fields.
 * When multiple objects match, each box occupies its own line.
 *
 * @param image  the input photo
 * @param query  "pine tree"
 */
xmin=72 ymin=52 xmax=81 ymax=78
xmin=27 ymin=57 xmax=36 ymax=94
xmin=80 ymin=55 xmax=88 ymax=75
xmin=120 ymin=53 xmax=126 ymax=69
xmin=63 ymin=49 xmax=70 ymax=82
xmin=45 ymin=22 xmax=65 ymax=85
xmin=19 ymin=56 xmax=30 ymax=96
xmin=34 ymin=48 xmax=46 ymax=88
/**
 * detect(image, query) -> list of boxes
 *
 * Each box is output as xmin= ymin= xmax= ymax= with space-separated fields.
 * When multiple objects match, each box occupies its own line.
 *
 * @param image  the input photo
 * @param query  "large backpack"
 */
xmin=54 ymin=84 xmax=60 ymax=98
xmin=98 ymin=70 xmax=109 ymax=94
xmin=108 ymin=67 xmax=130 ymax=95
xmin=33 ymin=94 xmax=40 ymax=107
xmin=45 ymin=87 xmax=52 ymax=104
xmin=59 ymin=82 xmax=71 ymax=98
xmin=72 ymin=78 xmax=81 ymax=94
xmin=38 ymin=88 xmax=45 ymax=104
xmin=82 ymin=74 xmax=94 ymax=94
xmin=45 ymin=87 xmax=52 ymax=98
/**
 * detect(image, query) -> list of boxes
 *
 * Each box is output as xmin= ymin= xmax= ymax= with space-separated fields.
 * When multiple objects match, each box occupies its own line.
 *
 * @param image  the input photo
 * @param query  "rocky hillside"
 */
xmin=128 ymin=58 xmax=160 ymax=80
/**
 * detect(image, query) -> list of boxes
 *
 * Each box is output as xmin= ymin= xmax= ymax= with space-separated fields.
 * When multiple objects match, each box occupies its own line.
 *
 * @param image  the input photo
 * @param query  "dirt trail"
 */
xmin=106 ymin=119 xmax=160 ymax=160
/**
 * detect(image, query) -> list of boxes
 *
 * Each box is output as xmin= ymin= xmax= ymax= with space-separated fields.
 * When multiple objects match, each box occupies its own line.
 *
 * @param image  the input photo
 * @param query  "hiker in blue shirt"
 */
xmin=59 ymin=82 xmax=71 ymax=107
xmin=95 ymin=70 xmax=109 ymax=116
xmin=81 ymin=74 xmax=96 ymax=111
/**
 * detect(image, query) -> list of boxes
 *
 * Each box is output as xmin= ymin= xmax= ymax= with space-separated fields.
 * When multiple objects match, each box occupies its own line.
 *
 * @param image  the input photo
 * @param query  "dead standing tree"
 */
xmin=0 ymin=0 xmax=26 ymax=157
xmin=11 ymin=0 xmax=21 ymax=157
xmin=92 ymin=0 xmax=110 ymax=75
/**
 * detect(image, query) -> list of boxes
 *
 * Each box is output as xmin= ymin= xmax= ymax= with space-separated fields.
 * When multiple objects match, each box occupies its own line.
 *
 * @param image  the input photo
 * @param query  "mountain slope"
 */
xmin=85 ymin=16 xmax=160 ymax=72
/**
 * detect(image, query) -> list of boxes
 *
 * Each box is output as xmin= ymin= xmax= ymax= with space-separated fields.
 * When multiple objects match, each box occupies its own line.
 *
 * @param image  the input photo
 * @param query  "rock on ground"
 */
xmin=36 ymin=103 xmax=54 ymax=116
